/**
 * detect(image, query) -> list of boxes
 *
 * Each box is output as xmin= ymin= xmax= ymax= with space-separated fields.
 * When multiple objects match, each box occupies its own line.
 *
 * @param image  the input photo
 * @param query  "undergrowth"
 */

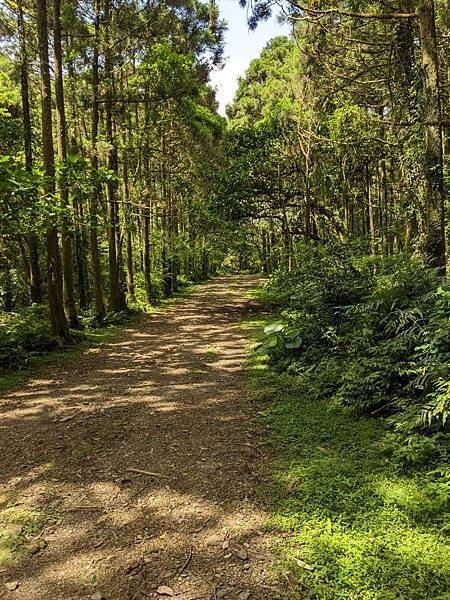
xmin=248 ymin=243 xmax=450 ymax=599
xmin=0 ymin=304 xmax=137 ymax=372
xmin=256 ymin=244 xmax=450 ymax=471
xmin=249 ymin=365 xmax=450 ymax=599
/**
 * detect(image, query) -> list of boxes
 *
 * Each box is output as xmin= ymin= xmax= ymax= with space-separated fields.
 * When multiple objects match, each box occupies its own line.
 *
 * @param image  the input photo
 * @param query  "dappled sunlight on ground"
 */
xmin=0 ymin=276 xmax=284 ymax=599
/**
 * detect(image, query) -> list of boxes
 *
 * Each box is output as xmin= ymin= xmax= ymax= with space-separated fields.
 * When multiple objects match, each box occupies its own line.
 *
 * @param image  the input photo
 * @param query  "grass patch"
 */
xmin=0 ymin=503 xmax=46 ymax=566
xmin=248 ymin=338 xmax=450 ymax=599
xmin=201 ymin=346 xmax=221 ymax=361
xmin=236 ymin=314 xmax=269 ymax=333
xmin=243 ymin=280 xmax=287 ymax=305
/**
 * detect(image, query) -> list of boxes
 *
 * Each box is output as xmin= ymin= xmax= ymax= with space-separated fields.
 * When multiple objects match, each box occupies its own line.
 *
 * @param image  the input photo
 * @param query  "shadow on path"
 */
xmin=0 ymin=276 xmax=286 ymax=600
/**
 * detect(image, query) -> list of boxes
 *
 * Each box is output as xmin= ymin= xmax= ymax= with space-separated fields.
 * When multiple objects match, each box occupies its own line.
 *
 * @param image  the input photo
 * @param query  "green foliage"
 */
xmin=214 ymin=119 xmax=301 ymax=224
xmin=257 ymin=244 xmax=450 ymax=472
xmin=0 ymin=305 xmax=56 ymax=369
xmin=0 ymin=156 xmax=40 ymax=236
xmin=139 ymin=42 xmax=199 ymax=101
xmin=182 ymin=98 xmax=226 ymax=142
xmin=328 ymin=105 xmax=385 ymax=161
xmin=227 ymin=36 xmax=297 ymax=126
xmin=0 ymin=53 xmax=22 ymax=156
xmin=248 ymin=362 xmax=450 ymax=599
xmin=0 ymin=304 xmax=136 ymax=371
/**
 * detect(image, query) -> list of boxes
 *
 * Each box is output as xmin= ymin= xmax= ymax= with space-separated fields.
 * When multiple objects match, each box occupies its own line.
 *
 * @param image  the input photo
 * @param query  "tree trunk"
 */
xmin=104 ymin=0 xmax=126 ymax=311
xmin=73 ymin=195 xmax=89 ymax=309
xmin=418 ymin=0 xmax=446 ymax=272
xmin=89 ymin=0 xmax=106 ymax=319
xmin=18 ymin=235 xmax=31 ymax=282
xmin=66 ymin=61 xmax=90 ymax=310
xmin=125 ymin=229 xmax=135 ymax=300
xmin=18 ymin=3 xmax=42 ymax=304
xmin=367 ymin=164 xmax=376 ymax=258
xmin=1 ymin=240 xmax=14 ymax=312
xmin=281 ymin=209 xmax=293 ymax=271
xmin=121 ymin=115 xmax=135 ymax=301
xmin=53 ymin=0 xmax=80 ymax=327
xmin=142 ymin=199 xmax=152 ymax=302
xmin=36 ymin=0 xmax=69 ymax=340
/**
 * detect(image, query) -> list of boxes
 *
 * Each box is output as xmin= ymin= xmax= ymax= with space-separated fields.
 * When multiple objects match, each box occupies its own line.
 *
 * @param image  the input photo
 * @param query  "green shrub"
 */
xmin=0 ymin=305 xmax=56 ymax=369
xmin=258 ymin=242 xmax=450 ymax=473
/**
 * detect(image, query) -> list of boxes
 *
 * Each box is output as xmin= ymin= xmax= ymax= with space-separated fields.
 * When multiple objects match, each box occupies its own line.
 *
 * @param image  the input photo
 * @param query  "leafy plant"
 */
xmin=257 ymin=242 xmax=450 ymax=472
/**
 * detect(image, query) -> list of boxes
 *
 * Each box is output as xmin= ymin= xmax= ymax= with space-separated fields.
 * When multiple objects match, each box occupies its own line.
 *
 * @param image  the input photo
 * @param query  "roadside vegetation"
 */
xmin=248 ymin=244 xmax=450 ymax=599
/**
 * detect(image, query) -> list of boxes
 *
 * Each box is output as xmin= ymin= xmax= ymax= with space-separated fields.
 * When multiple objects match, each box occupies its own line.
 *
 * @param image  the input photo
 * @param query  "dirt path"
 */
xmin=0 ymin=276 xmax=284 ymax=600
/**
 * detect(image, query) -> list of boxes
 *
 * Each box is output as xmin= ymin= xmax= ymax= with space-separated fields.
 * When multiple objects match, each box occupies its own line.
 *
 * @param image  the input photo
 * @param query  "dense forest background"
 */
xmin=0 ymin=0 xmax=448 ymax=320
xmin=1 ymin=0 xmax=228 ymax=340
xmin=0 ymin=0 xmax=449 ymax=465
xmin=1 ymin=0 xmax=448 ymax=323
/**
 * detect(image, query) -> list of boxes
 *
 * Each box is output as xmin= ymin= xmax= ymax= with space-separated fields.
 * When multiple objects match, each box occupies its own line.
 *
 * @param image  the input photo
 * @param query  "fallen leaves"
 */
xmin=0 ymin=279 xmax=281 ymax=600
xmin=235 ymin=548 xmax=248 ymax=561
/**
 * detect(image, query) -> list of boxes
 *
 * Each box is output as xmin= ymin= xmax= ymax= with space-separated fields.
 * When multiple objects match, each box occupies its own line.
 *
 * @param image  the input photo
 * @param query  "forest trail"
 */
xmin=0 ymin=276 xmax=284 ymax=600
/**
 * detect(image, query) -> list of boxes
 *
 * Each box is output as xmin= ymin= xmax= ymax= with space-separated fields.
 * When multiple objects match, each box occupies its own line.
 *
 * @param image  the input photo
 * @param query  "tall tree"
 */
xmin=53 ymin=0 xmax=81 ymax=326
xmin=417 ymin=0 xmax=446 ymax=270
xmin=89 ymin=0 xmax=106 ymax=319
xmin=17 ymin=1 xmax=42 ymax=304
xmin=36 ymin=0 xmax=69 ymax=339
xmin=104 ymin=0 xmax=126 ymax=312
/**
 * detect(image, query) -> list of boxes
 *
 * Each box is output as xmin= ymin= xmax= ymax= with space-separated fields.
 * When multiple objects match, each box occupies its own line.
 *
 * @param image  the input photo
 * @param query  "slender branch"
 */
xmin=286 ymin=1 xmax=417 ymax=20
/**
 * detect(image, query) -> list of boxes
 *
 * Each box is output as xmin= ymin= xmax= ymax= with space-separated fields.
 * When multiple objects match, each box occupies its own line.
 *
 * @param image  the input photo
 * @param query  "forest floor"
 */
xmin=0 ymin=276 xmax=287 ymax=600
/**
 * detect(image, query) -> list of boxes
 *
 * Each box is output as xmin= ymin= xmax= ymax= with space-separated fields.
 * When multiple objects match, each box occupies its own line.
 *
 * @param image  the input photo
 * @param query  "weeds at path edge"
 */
xmin=244 ymin=315 xmax=450 ymax=600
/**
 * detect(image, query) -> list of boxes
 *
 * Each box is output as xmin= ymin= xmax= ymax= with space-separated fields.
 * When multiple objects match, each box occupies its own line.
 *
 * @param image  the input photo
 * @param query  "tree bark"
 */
xmin=418 ymin=0 xmax=446 ymax=272
xmin=18 ymin=3 xmax=42 ymax=304
xmin=123 ymin=159 xmax=135 ymax=301
xmin=142 ymin=200 xmax=152 ymax=302
xmin=53 ymin=0 xmax=81 ymax=327
xmin=89 ymin=0 xmax=106 ymax=319
xmin=1 ymin=240 xmax=14 ymax=312
xmin=367 ymin=164 xmax=376 ymax=258
xmin=36 ymin=0 xmax=69 ymax=339
xmin=73 ymin=194 xmax=89 ymax=309
xmin=66 ymin=60 xmax=90 ymax=310
xmin=120 ymin=87 xmax=135 ymax=302
xmin=104 ymin=0 xmax=126 ymax=311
